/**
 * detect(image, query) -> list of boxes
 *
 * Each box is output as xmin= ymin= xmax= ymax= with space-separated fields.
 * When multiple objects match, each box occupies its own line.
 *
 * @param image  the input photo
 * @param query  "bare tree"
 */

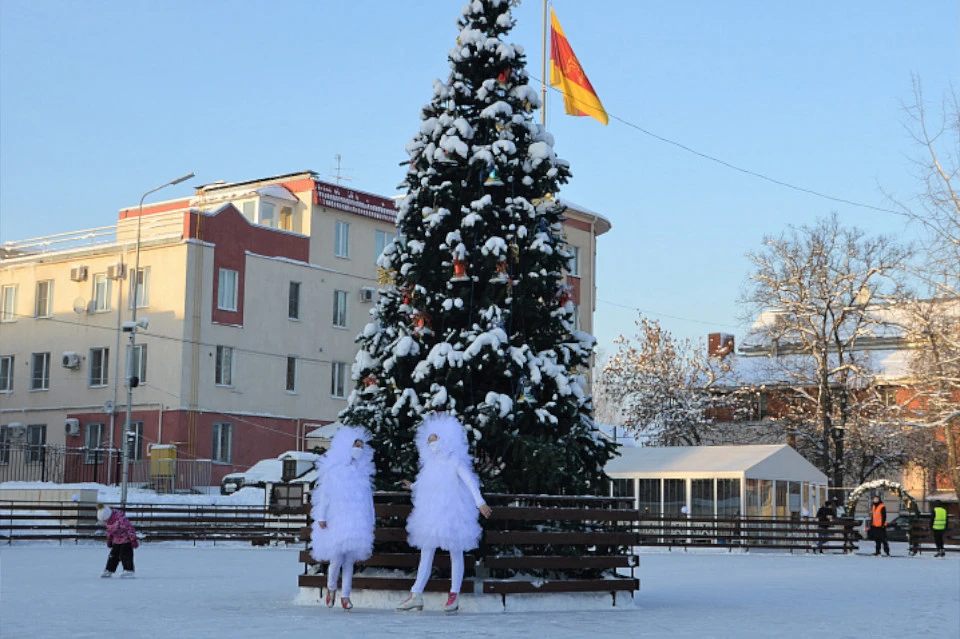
xmin=740 ymin=214 xmax=910 ymax=494
xmin=599 ymin=315 xmax=739 ymax=446
xmin=885 ymin=79 xmax=960 ymax=504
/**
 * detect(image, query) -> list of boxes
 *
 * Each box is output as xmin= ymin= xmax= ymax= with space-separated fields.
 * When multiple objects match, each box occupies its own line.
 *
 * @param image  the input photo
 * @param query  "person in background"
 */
xmin=396 ymin=414 xmax=492 ymax=613
xmin=96 ymin=503 xmax=138 ymax=578
xmin=868 ymin=495 xmax=891 ymax=556
xmin=309 ymin=426 xmax=376 ymax=611
xmin=931 ymin=500 xmax=948 ymax=558
xmin=815 ymin=500 xmax=835 ymax=553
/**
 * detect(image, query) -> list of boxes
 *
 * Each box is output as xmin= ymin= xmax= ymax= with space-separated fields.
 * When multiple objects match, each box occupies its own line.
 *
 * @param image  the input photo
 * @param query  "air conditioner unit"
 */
xmin=62 ymin=351 xmax=81 ymax=369
xmin=70 ymin=266 xmax=89 ymax=282
xmin=65 ymin=418 xmax=81 ymax=436
xmin=359 ymin=287 xmax=376 ymax=303
xmin=107 ymin=263 xmax=127 ymax=280
xmin=6 ymin=423 xmax=25 ymax=439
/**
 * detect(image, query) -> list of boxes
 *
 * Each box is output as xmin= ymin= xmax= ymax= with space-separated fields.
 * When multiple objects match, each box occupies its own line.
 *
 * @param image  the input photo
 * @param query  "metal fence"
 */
xmin=0 ymin=501 xmax=304 ymax=545
xmin=0 ymin=443 xmax=211 ymax=492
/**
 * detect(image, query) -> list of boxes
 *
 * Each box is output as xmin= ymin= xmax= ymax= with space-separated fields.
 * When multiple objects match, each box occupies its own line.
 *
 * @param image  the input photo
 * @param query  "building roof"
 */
xmin=606 ymin=444 xmax=827 ymax=483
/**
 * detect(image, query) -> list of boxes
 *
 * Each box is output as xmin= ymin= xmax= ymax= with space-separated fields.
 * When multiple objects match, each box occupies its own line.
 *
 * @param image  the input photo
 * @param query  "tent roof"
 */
xmin=606 ymin=445 xmax=827 ymax=483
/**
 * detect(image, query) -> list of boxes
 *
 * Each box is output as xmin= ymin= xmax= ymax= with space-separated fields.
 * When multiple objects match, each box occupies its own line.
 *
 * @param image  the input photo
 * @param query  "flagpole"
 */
xmin=541 ymin=0 xmax=548 ymax=126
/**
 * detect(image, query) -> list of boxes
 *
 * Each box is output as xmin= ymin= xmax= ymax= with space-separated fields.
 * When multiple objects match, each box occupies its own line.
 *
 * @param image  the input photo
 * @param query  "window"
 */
xmin=331 ymin=361 xmax=347 ymax=398
xmin=0 ymin=427 xmax=9 ymax=465
xmin=0 ymin=355 xmax=12 ymax=392
xmin=286 ymin=356 xmax=298 ymax=393
xmin=663 ymin=478 xmax=685 ymax=517
xmin=1 ymin=285 xmax=17 ymax=322
xmin=288 ymin=282 xmax=301 ymax=320
xmin=129 ymin=267 xmax=150 ymax=308
xmin=760 ymin=479 xmax=774 ymax=517
xmin=612 ymin=478 xmax=635 ymax=501
xmin=26 ymin=424 xmax=46 ymax=463
xmin=127 ymin=422 xmax=144 ymax=461
xmin=35 ymin=280 xmax=53 ymax=318
xmin=241 ymin=201 xmax=256 ymax=222
xmin=567 ymin=246 xmax=580 ymax=276
xmin=132 ymin=344 xmax=148 ymax=384
xmin=717 ymin=478 xmax=741 ymax=517
xmin=332 ymin=290 xmax=348 ymax=327
xmin=93 ymin=274 xmax=112 ymax=312
xmin=84 ymin=423 xmax=105 ymax=463
xmin=212 ymin=423 xmax=232 ymax=464
xmin=691 ymin=479 xmax=714 ymax=516
xmin=215 ymin=346 xmax=234 ymax=386
xmin=375 ymin=230 xmax=392 ymax=264
xmin=788 ymin=481 xmax=802 ymax=515
xmin=279 ymin=206 xmax=293 ymax=231
xmin=218 ymin=268 xmax=239 ymax=311
xmin=260 ymin=201 xmax=275 ymax=228
xmin=637 ymin=478 xmax=662 ymax=516
xmin=334 ymin=221 xmax=350 ymax=258
xmin=775 ymin=480 xmax=788 ymax=518
xmin=30 ymin=352 xmax=50 ymax=391
xmin=746 ymin=478 xmax=760 ymax=516
xmin=89 ymin=347 xmax=109 ymax=387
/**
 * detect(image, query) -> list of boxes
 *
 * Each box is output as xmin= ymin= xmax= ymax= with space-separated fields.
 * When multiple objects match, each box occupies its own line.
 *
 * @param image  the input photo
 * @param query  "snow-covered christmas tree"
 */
xmin=340 ymin=0 xmax=615 ymax=494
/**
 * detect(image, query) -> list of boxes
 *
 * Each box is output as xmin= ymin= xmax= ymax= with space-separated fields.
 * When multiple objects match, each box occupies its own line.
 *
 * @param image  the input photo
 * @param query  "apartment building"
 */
xmin=0 ymin=171 xmax=609 ymax=483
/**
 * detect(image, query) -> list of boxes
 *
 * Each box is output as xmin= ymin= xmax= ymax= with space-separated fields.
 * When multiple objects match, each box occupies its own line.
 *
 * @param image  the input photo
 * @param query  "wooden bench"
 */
xmin=298 ymin=493 xmax=640 ymax=603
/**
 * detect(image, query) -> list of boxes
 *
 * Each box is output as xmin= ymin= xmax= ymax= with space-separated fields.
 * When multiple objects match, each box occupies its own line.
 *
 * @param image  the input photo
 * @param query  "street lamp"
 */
xmin=120 ymin=172 xmax=195 ymax=507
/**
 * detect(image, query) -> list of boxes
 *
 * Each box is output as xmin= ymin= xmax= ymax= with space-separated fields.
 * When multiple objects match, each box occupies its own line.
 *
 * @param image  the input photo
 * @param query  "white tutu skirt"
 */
xmin=406 ymin=458 xmax=481 ymax=552
xmin=309 ymin=464 xmax=375 ymax=562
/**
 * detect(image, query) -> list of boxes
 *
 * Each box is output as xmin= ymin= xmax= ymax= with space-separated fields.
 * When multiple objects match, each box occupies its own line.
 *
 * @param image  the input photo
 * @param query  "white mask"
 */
xmin=428 ymin=440 xmax=440 ymax=453
xmin=350 ymin=447 xmax=363 ymax=460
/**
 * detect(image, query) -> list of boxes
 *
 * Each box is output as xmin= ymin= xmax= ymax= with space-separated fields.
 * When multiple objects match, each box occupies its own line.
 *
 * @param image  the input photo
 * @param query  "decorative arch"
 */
xmin=846 ymin=479 xmax=920 ymax=516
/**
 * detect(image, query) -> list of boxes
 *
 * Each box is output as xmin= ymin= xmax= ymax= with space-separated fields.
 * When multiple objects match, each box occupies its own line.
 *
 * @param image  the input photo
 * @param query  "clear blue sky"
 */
xmin=1 ymin=1 xmax=957 ymax=358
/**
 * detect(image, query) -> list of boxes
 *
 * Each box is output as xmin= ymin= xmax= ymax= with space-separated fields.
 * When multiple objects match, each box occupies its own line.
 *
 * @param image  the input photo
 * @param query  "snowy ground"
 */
xmin=0 ymin=542 xmax=956 ymax=639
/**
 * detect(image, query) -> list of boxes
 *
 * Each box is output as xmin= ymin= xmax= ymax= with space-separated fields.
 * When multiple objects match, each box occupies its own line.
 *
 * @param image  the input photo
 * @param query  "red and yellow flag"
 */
xmin=549 ymin=8 xmax=608 ymax=125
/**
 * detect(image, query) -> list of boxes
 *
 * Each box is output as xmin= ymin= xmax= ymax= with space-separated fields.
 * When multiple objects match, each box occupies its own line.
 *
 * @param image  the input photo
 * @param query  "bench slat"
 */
xmin=482 ymin=578 xmax=638 ymax=594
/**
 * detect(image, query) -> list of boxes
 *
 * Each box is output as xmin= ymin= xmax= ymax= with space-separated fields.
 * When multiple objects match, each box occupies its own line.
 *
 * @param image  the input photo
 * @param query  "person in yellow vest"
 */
xmin=931 ymin=501 xmax=948 ymax=558
xmin=868 ymin=495 xmax=890 ymax=556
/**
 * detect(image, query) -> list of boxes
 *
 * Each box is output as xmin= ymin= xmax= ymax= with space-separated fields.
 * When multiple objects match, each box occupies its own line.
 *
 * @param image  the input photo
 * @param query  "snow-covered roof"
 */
xmin=305 ymin=423 xmax=341 ymax=439
xmin=227 ymin=459 xmax=283 ymax=483
xmin=606 ymin=444 xmax=827 ymax=483
xmin=255 ymin=185 xmax=299 ymax=201
xmin=278 ymin=451 xmax=321 ymax=463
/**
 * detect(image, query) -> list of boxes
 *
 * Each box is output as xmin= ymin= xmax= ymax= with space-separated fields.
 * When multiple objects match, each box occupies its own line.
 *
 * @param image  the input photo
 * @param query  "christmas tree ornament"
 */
xmin=557 ymin=285 xmax=574 ymax=306
xmin=495 ymin=122 xmax=506 ymax=132
xmin=412 ymin=311 xmax=432 ymax=332
xmin=438 ymin=148 xmax=458 ymax=166
xmin=497 ymin=68 xmax=511 ymax=88
xmin=489 ymin=260 xmax=510 ymax=283
xmin=484 ymin=165 xmax=504 ymax=187
xmin=451 ymin=258 xmax=469 ymax=281
xmin=377 ymin=267 xmax=395 ymax=286
xmin=363 ymin=375 xmax=378 ymax=388
xmin=518 ymin=376 xmax=534 ymax=403
xmin=522 ymin=99 xmax=533 ymax=113
xmin=508 ymin=243 xmax=520 ymax=263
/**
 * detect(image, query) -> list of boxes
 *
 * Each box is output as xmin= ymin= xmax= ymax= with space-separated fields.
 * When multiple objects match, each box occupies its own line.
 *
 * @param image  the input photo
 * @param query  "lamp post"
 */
xmin=120 ymin=172 xmax=195 ymax=507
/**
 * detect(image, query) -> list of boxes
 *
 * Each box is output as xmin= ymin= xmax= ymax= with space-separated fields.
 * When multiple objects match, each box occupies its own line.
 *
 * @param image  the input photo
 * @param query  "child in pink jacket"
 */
xmin=96 ymin=503 xmax=139 ymax=578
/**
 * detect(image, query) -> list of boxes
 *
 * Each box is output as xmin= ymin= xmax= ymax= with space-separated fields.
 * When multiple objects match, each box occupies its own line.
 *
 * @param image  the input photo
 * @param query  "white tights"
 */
xmin=411 ymin=547 xmax=464 ymax=594
xmin=327 ymin=554 xmax=356 ymax=597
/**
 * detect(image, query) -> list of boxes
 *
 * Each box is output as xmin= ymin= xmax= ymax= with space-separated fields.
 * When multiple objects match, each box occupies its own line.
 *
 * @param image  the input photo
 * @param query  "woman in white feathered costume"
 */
xmin=309 ymin=426 xmax=375 ymax=611
xmin=396 ymin=413 xmax=492 ymax=613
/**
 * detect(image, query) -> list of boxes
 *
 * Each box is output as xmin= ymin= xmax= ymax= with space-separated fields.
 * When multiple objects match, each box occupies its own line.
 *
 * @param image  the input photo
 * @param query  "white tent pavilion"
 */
xmin=605 ymin=445 xmax=828 ymax=518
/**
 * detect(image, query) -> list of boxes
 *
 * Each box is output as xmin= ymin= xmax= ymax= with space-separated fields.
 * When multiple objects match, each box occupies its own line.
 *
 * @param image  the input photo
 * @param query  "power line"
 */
xmin=596 ymin=298 xmax=741 ymax=330
xmin=7 ymin=311 xmax=341 ymax=367
xmin=531 ymin=74 xmax=900 ymax=216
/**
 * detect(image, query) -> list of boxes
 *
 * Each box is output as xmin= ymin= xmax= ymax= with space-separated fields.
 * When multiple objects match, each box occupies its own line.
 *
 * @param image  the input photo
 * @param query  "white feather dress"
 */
xmin=406 ymin=414 xmax=485 ymax=552
xmin=309 ymin=426 xmax=376 ymax=563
